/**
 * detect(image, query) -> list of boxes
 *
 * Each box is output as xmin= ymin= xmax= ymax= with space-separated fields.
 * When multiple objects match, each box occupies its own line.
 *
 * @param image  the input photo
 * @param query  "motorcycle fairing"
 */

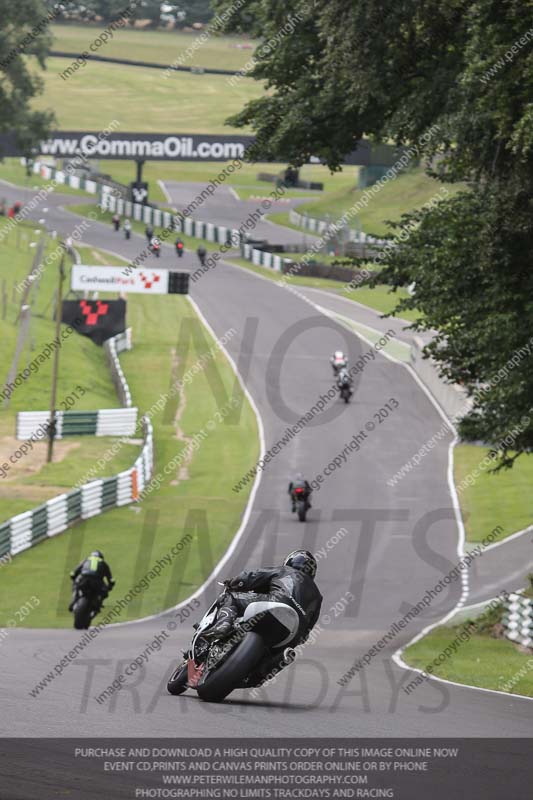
xmin=191 ymin=600 xmax=220 ymax=658
xmin=240 ymin=601 xmax=299 ymax=647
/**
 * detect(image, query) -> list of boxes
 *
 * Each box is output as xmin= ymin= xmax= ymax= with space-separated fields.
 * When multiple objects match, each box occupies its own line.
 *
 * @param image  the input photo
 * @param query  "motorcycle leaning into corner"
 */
xmin=70 ymin=575 xmax=114 ymax=630
xmin=167 ymin=583 xmax=300 ymax=702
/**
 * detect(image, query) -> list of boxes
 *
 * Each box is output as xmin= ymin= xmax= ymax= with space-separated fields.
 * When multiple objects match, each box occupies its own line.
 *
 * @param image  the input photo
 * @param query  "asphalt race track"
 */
xmin=162 ymin=180 xmax=316 ymax=246
xmin=1 ymin=180 xmax=532 ymax=740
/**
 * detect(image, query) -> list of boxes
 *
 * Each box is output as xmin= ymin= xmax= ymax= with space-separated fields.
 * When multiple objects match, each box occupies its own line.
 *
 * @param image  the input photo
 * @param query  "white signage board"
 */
xmin=71 ymin=265 xmax=169 ymax=294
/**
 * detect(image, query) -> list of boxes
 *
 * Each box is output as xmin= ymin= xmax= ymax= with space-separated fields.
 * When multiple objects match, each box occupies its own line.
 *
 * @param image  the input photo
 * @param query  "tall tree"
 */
xmin=90 ymin=0 xmax=136 ymax=22
xmin=179 ymin=0 xmax=214 ymax=25
xmin=212 ymin=0 xmax=533 ymax=463
xmin=0 ymin=0 xmax=55 ymax=157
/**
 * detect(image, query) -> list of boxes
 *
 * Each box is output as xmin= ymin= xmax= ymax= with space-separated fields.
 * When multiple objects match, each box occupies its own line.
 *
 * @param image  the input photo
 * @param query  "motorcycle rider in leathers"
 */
xmin=205 ymin=550 xmax=322 ymax=685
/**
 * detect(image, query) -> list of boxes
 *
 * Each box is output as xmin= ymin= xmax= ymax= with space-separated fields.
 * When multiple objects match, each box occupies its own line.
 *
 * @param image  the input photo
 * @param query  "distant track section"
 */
xmin=49 ymin=50 xmax=237 ymax=76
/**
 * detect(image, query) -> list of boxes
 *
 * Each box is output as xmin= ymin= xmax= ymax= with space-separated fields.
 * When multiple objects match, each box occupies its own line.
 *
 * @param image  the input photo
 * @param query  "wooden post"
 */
xmin=46 ymin=248 xmax=65 ymax=463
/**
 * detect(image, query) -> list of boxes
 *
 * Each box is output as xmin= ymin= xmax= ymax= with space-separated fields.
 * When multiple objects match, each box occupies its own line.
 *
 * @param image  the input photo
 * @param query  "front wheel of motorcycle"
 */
xmin=167 ymin=661 xmax=189 ymax=695
xmin=197 ymin=632 xmax=266 ymax=703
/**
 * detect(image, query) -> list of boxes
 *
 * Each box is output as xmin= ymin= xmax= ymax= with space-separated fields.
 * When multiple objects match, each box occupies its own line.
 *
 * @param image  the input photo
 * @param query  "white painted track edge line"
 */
xmin=158 ymin=180 xmax=173 ymax=204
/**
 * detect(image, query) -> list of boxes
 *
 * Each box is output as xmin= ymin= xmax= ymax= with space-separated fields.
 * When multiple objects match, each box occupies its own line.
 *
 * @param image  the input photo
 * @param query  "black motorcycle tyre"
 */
xmin=167 ymin=661 xmax=189 ymax=695
xmin=73 ymin=596 xmax=92 ymax=630
xmin=297 ymin=499 xmax=307 ymax=522
xmin=197 ymin=632 xmax=266 ymax=703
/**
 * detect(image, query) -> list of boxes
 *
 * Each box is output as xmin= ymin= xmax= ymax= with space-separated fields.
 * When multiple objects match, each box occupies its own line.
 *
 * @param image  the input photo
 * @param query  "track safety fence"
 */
xmin=289 ymin=208 xmax=388 ymax=246
xmin=0 ymin=417 xmax=153 ymax=560
xmin=503 ymin=593 xmax=533 ymax=649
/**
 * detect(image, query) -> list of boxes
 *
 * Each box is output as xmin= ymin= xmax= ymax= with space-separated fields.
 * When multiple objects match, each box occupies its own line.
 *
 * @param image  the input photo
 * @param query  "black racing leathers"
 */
xmin=70 ymin=557 xmax=113 ymax=611
xmin=228 ymin=565 xmax=322 ymax=646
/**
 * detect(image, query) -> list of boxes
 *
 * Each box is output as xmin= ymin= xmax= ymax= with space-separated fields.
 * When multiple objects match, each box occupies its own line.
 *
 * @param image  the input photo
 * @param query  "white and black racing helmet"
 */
xmin=284 ymin=550 xmax=317 ymax=579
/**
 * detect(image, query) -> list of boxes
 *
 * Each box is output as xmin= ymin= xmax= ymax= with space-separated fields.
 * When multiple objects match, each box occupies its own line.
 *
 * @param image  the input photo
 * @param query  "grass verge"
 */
xmin=50 ymin=24 xmax=256 ymax=72
xmin=454 ymin=444 xmax=533 ymax=544
xmin=34 ymin=58 xmax=263 ymax=134
xmin=296 ymin=168 xmax=462 ymax=237
xmin=403 ymin=624 xmax=533 ymax=697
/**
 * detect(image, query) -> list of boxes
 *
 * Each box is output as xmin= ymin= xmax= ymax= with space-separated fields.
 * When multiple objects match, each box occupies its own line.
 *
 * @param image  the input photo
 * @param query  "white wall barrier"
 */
xmin=503 ymin=593 xmax=533 ymax=649
xmin=0 ymin=418 xmax=154 ymax=560
xmin=16 ymin=407 xmax=138 ymax=440
xmin=104 ymin=328 xmax=133 ymax=408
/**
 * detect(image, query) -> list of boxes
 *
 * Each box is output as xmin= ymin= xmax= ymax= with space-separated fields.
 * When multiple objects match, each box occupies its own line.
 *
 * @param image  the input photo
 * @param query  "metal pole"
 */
xmin=46 ymin=248 xmax=65 ymax=463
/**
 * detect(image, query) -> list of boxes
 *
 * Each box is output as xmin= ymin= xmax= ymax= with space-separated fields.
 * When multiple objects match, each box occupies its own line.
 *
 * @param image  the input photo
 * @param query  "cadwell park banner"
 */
xmin=0 ymin=131 xmax=406 ymax=166
xmin=71 ymin=265 xmax=189 ymax=295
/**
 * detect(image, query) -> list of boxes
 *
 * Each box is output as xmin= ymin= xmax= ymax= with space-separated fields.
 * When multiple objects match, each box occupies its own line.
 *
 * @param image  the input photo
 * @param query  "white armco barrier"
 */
xmin=288 ymin=208 xmax=389 ymax=246
xmin=81 ymin=481 xmax=103 ymax=519
xmin=16 ymin=411 xmax=63 ymax=441
xmin=104 ymin=329 xmax=133 ymax=408
xmin=95 ymin=408 xmax=138 ymax=436
xmin=16 ymin=407 xmax=138 ymax=440
xmin=0 ymin=419 xmax=154 ymax=560
xmin=46 ymin=494 xmax=68 ymax=537
xmin=9 ymin=512 xmax=33 ymax=555
xmin=503 ymin=593 xmax=533 ymax=649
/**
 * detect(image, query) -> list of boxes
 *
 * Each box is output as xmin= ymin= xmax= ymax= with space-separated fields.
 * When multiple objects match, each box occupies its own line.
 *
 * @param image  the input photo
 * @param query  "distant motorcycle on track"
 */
xmin=70 ymin=578 xmax=114 ymax=630
xmin=149 ymin=237 xmax=161 ymax=257
xmin=337 ymin=368 xmax=353 ymax=404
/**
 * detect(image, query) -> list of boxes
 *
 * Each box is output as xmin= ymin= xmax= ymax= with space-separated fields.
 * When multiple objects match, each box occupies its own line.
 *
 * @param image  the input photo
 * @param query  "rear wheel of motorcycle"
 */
xmin=197 ymin=632 xmax=266 ymax=703
xmin=297 ymin=499 xmax=307 ymax=522
xmin=73 ymin=596 xmax=91 ymax=630
xmin=167 ymin=662 xmax=188 ymax=695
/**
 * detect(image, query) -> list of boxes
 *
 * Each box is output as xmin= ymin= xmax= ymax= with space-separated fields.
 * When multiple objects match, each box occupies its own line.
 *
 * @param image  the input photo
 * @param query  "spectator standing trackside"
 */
xmin=112 ymin=213 xmax=120 ymax=232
